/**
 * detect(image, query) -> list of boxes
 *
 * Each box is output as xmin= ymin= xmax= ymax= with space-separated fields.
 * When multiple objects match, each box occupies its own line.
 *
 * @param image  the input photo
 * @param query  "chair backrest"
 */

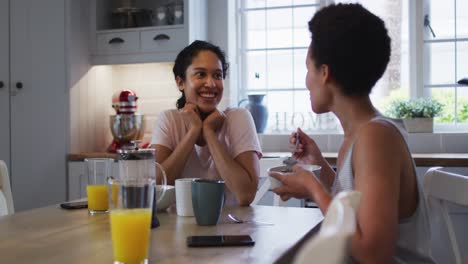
xmin=0 ymin=160 xmax=14 ymax=216
xmin=423 ymin=167 xmax=468 ymax=264
xmin=293 ymin=191 xmax=362 ymax=264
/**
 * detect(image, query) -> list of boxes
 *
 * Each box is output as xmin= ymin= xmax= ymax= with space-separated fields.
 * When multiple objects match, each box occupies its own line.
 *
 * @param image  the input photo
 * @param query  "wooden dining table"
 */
xmin=0 ymin=204 xmax=323 ymax=264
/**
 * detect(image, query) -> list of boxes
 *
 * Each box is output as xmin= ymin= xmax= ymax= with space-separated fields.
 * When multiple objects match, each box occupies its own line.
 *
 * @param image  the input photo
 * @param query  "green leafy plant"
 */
xmin=386 ymin=98 xmax=444 ymax=119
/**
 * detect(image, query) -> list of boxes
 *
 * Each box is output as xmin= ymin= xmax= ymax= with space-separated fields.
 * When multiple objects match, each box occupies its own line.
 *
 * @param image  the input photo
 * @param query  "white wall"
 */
xmin=70 ymin=63 xmax=180 ymax=152
xmin=70 ymin=66 xmax=114 ymax=152
xmin=68 ymin=0 xmax=114 ymax=153
xmin=206 ymin=0 xmax=238 ymax=108
xmin=111 ymin=63 xmax=180 ymax=143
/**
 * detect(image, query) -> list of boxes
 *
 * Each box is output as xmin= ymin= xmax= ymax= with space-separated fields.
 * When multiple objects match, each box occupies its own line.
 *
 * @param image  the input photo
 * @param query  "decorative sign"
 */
xmin=268 ymin=112 xmax=340 ymax=133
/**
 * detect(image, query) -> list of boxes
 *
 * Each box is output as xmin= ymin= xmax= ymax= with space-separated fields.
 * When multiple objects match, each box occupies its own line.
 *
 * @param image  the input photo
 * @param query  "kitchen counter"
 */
xmin=68 ymin=152 xmax=468 ymax=167
xmin=263 ymin=152 xmax=468 ymax=167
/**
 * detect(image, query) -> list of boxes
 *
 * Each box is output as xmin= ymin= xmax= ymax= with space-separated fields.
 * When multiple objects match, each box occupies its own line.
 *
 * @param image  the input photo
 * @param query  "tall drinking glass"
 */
xmin=109 ymin=177 xmax=154 ymax=264
xmin=116 ymin=147 xmax=167 ymax=228
xmin=85 ymin=158 xmax=113 ymax=214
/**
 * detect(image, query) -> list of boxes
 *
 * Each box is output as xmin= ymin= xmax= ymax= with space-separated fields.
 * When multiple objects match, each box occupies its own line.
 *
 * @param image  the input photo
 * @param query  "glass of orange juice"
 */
xmin=85 ymin=158 xmax=113 ymax=215
xmin=109 ymin=177 xmax=154 ymax=264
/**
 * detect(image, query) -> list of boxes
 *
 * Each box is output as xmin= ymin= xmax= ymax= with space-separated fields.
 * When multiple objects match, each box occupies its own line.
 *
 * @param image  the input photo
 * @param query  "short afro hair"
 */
xmin=308 ymin=3 xmax=391 ymax=96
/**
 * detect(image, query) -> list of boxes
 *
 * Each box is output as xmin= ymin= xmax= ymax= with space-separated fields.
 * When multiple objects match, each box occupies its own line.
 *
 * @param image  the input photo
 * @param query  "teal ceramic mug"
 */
xmin=191 ymin=179 xmax=225 ymax=226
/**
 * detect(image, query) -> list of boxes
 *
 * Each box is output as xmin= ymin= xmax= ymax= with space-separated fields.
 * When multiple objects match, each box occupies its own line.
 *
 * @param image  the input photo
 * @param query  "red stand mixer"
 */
xmin=107 ymin=89 xmax=147 ymax=152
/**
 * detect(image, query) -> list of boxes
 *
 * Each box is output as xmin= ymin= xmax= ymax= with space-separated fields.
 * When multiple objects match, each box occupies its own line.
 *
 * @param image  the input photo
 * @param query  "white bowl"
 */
xmin=156 ymin=185 xmax=175 ymax=211
xmin=267 ymin=164 xmax=321 ymax=189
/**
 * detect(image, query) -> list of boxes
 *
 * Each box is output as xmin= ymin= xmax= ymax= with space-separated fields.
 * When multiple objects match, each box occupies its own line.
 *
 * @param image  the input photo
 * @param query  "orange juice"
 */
xmin=86 ymin=184 xmax=109 ymax=211
xmin=110 ymin=208 xmax=152 ymax=263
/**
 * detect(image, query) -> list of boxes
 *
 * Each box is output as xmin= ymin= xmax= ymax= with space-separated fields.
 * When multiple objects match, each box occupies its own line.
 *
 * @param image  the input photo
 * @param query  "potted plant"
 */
xmin=386 ymin=98 xmax=443 ymax=133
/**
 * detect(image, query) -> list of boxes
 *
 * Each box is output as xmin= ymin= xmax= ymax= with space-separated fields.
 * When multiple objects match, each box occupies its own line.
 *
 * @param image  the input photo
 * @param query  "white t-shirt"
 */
xmin=151 ymin=107 xmax=262 ymax=205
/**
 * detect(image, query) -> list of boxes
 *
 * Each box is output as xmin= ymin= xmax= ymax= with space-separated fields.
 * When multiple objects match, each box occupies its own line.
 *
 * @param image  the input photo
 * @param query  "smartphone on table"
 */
xmin=186 ymin=235 xmax=255 ymax=247
xmin=60 ymin=201 xmax=88 ymax=210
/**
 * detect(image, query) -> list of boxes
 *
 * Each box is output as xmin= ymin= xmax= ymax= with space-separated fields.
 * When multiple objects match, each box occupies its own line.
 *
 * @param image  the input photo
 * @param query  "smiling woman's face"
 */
xmin=177 ymin=50 xmax=224 ymax=114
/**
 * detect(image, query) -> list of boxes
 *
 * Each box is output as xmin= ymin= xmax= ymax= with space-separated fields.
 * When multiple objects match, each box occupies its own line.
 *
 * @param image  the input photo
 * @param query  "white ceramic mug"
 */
xmin=175 ymin=178 xmax=198 ymax=216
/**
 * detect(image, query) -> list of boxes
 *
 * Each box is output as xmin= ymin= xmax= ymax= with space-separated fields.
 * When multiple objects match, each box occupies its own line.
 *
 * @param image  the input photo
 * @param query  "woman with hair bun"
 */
xmin=151 ymin=40 xmax=262 ymax=206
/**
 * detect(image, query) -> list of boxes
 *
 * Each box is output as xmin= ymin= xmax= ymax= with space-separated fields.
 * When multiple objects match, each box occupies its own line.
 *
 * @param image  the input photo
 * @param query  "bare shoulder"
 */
xmin=353 ymin=120 xmax=408 ymax=175
xmin=357 ymin=120 xmax=404 ymax=149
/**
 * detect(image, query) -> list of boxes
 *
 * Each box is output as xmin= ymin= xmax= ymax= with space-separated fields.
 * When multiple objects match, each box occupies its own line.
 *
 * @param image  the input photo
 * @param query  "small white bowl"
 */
xmin=155 ymin=185 xmax=176 ymax=211
xmin=267 ymin=164 xmax=321 ymax=189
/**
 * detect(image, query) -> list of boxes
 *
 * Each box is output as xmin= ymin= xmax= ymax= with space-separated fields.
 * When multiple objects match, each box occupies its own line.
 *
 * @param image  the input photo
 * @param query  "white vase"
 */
xmin=403 ymin=118 xmax=433 ymax=133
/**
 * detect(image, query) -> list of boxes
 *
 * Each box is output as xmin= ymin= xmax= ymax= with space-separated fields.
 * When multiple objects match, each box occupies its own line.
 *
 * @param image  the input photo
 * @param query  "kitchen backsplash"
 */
xmin=70 ymin=62 xmax=231 ymax=153
xmin=71 ymin=63 xmax=179 ymax=152
xmin=112 ymin=63 xmax=180 ymax=143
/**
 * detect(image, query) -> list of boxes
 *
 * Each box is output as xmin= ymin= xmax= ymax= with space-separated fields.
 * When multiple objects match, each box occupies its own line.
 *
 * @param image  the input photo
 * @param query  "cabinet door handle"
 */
xmin=153 ymin=34 xmax=170 ymax=41
xmin=108 ymin=37 xmax=125 ymax=44
xmin=16 ymin=82 xmax=23 ymax=89
xmin=0 ymin=81 xmax=3 ymax=88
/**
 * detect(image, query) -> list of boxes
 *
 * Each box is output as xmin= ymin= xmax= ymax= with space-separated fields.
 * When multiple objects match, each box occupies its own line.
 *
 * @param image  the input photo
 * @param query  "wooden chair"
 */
xmin=423 ymin=167 xmax=468 ymax=264
xmin=0 ymin=160 xmax=15 ymax=216
xmin=293 ymin=191 xmax=361 ymax=264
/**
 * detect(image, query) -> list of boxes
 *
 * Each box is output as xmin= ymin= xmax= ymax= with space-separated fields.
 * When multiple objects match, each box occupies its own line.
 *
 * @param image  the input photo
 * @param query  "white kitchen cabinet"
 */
xmin=68 ymin=162 xmax=87 ymax=200
xmin=96 ymin=31 xmax=140 ymax=54
xmin=0 ymin=0 xmax=69 ymax=211
xmin=90 ymin=0 xmax=207 ymax=65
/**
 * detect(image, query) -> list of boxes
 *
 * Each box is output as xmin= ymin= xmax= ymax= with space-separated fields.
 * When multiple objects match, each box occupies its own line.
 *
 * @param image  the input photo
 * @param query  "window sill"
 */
xmin=262 ymin=151 xmax=468 ymax=167
xmin=258 ymin=132 xmax=468 ymax=153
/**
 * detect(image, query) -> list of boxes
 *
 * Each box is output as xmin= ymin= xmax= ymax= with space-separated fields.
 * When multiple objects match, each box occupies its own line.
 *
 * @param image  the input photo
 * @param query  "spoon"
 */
xmin=227 ymin=214 xmax=273 ymax=225
xmin=283 ymin=132 xmax=300 ymax=167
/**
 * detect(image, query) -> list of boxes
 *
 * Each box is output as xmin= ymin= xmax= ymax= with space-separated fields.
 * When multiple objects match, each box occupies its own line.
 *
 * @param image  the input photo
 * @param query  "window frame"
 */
xmin=236 ymin=0 xmax=332 ymax=134
xmin=418 ymin=0 xmax=468 ymax=131
xmin=236 ymin=1 xmax=327 ymax=99
xmin=236 ymin=0 xmax=468 ymax=133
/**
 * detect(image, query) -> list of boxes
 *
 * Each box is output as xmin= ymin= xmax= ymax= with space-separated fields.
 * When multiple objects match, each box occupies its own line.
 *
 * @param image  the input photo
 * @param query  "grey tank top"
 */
xmin=331 ymin=116 xmax=436 ymax=264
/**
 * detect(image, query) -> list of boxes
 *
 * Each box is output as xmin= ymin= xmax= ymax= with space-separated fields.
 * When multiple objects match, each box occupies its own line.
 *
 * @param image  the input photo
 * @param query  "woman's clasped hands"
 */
xmin=179 ymin=102 xmax=225 ymax=143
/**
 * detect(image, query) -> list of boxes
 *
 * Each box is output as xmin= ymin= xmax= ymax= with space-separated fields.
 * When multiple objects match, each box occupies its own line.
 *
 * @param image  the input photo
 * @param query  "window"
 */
xmin=236 ymin=0 xmax=468 ymax=134
xmin=336 ymin=0 xmax=410 ymax=120
xmin=422 ymin=0 xmax=468 ymax=129
xmin=237 ymin=0 xmax=337 ymax=133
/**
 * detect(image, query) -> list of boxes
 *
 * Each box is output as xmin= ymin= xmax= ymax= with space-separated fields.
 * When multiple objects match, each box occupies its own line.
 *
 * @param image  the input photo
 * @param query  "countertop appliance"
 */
xmin=108 ymin=89 xmax=145 ymax=152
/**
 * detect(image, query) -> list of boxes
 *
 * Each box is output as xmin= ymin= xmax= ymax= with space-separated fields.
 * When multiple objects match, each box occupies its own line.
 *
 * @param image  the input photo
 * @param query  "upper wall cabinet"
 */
xmin=90 ymin=0 xmax=207 ymax=65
